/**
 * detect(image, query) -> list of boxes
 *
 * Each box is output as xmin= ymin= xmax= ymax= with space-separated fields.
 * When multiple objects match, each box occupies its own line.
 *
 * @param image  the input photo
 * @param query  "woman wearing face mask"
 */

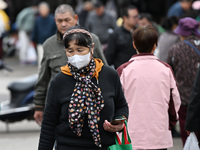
xmin=38 ymin=26 xmax=129 ymax=150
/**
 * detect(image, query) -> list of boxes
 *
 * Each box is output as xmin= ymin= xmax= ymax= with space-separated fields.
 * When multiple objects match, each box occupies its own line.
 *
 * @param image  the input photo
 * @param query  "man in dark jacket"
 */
xmin=185 ymin=67 xmax=200 ymax=143
xmin=105 ymin=5 xmax=138 ymax=69
xmin=85 ymin=1 xmax=117 ymax=50
xmin=33 ymin=4 xmax=107 ymax=125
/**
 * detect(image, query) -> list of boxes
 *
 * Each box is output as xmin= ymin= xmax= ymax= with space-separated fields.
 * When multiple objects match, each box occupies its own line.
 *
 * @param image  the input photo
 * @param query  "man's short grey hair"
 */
xmin=54 ymin=4 xmax=75 ymax=17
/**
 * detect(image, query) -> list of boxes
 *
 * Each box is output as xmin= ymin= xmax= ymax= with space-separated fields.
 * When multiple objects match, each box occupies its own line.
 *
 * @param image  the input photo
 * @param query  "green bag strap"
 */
xmin=114 ymin=120 xmax=132 ymax=145
xmin=122 ymin=120 xmax=132 ymax=144
xmin=114 ymin=133 xmax=121 ymax=145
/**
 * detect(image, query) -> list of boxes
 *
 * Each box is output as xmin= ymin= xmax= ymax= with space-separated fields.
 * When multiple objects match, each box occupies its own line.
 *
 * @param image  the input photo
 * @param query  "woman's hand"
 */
xmin=103 ymin=120 xmax=124 ymax=132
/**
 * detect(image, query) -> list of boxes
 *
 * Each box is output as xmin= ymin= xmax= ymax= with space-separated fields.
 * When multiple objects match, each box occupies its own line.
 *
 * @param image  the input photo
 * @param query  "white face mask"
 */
xmin=68 ymin=52 xmax=91 ymax=69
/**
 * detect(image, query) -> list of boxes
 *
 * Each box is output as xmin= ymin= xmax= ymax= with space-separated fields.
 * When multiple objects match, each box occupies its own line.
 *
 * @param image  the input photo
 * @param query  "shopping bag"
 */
xmin=108 ymin=121 xmax=132 ymax=150
xmin=183 ymin=132 xmax=200 ymax=150
xmin=26 ymin=44 xmax=37 ymax=63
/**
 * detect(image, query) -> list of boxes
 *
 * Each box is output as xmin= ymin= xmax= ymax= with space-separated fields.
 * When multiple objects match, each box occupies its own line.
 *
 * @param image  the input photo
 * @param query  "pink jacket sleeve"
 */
xmin=168 ymin=70 xmax=181 ymax=129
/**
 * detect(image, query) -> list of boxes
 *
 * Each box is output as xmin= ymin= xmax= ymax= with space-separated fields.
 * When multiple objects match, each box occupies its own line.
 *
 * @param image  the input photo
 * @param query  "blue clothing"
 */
xmin=31 ymin=14 xmax=57 ymax=44
xmin=167 ymin=2 xmax=184 ymax=17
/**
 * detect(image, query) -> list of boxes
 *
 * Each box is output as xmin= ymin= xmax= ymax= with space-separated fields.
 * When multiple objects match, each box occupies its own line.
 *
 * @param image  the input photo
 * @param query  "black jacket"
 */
xmin=185 ymin=67 xmax=200 ymax=132
xmin=38 ymin=65 xmax=128 ymax=150
xmin=105 ymin=26 xmax=137 ymax=69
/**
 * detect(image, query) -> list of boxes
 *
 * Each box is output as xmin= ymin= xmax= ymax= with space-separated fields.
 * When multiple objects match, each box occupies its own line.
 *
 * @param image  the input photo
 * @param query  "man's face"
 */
xmin=182 ymin=2 xmax=192 ymax=11
xmin=39 ymin=5 xmax=49 ymax=17
xmin=95 ymin=6 xmax=104 ymax=16
xmin=138 ymin=18 xmax=152 ymax=27
xmin=55 ymin=12 xmax=78 ymax=35
xmin=125 ymin=9 xmax=139 ymax=28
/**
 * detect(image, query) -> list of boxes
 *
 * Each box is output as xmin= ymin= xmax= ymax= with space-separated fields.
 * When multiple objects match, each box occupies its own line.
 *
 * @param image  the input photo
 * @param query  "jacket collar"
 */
xmin=56 ymin=31 xmax=64 ymax=43
xmin=121 ymin=26 xmax=133 ymax=34
xmin=129 ymin=53 xmax=157 ymax=61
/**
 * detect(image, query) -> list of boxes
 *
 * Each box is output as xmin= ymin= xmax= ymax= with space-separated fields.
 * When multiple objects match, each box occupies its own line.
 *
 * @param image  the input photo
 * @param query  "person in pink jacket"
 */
xmin=117 ymin=26 xmax=181 ymax=150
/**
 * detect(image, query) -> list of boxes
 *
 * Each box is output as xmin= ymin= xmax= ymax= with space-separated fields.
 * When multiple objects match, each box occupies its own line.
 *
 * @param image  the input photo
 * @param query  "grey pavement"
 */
xmin=0 ymin=56 xmax=183 ymax=150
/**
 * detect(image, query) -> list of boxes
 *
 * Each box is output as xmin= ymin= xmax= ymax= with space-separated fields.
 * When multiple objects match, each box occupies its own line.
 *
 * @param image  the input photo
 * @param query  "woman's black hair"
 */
xmin=161 ymin=16 xmax=179 ymax=31
xmin=63 ymin=26 xmax=93 ymax=49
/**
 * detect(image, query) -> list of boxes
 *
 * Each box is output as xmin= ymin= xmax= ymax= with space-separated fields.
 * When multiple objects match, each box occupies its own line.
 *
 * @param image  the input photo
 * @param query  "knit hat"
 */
xmin=174 ymin=17 xmax=200 ymax=37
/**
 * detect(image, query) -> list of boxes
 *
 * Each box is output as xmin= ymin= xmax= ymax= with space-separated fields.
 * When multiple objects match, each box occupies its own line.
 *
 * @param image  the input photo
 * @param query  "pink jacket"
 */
xmin=117 ymin=54 xmax=181 ymax=149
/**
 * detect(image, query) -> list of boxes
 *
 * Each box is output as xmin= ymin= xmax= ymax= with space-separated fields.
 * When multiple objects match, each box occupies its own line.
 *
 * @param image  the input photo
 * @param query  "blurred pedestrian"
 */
xmin=185 ymin=67 xmax=200 ymax=144
xmin=31 ymin=1 xmax=57 ymax=68
xmin=138 ymin=13 xmax=165 ymax=35
xmin=85 ymin=1 xmax=117 ymax=50
xmin=167 ymin=17 xmax=200 ymax=145
xmin=33 ymin=4 xmax=107 ymax=125
xmin=38 ymin=26 xmax=128 ymax=150
xmin=117 ymin=25 xmax=181 ymax=150
xmin=105 ymin=5 xmax=138 ymax=69
xmin=0 ymin=0 xmax=10 ymax=59
xmin=158 ymin=16 xmax=181 ymax=138
xmin=78 ymin=1 xmax=94 ymax=27
xmin=157 ymin=16 xmax=180 ymax=62
xmin=167 ymin=0 xmax=193 ymax=18
xmin=15 ymin=2 xmax=37 ymax=64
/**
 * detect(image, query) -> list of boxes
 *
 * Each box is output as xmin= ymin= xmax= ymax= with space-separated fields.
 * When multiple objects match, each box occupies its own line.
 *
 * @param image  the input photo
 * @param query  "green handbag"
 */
xmin=108 ymin=121 xmax=133 ymax=150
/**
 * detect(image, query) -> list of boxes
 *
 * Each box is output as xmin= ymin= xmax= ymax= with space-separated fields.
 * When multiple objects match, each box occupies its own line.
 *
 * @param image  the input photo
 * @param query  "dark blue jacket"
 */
xmin=32 ymin=14 xmax=56 ymax=44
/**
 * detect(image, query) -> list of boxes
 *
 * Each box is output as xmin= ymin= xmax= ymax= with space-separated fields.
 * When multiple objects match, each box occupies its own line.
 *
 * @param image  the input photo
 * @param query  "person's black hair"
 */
xmin=94 ymin=1 xmax=104 ymax=8
xmin=180 ymin=0 xmax=193 ymax=2
xmin=63 ymin=26 xmax=93 ymax=49
xmin=121 ymin=5 xmax=137 ymax=17
xmin=139 ymin=13 xmax=153 ymax=23
xmin=180 ymin=10 xmax=199 ymax=19
xmin=161 ymin=16 xmax=179 ymax=31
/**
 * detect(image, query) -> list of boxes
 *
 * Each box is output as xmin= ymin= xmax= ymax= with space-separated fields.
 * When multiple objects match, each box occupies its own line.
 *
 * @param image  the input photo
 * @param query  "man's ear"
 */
xmin=122 ymin=15 xmax=127 ymax=22
xmin=74 ymin=14 xmax=79 ymax=23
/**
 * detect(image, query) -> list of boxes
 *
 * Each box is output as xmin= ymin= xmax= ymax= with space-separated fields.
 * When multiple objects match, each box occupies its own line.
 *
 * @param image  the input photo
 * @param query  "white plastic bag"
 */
xmin=26 ymin=44 xmax=37 ymax=63
xmin=183 ymin=132 xmax=200 ymax=150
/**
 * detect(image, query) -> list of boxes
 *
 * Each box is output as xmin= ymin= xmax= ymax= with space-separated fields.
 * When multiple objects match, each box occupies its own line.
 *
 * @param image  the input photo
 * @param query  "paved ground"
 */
xmin=0 ymin=57 xmax=183 ymax=150
xmin=0 ymin=120 xmax=40 ymax=150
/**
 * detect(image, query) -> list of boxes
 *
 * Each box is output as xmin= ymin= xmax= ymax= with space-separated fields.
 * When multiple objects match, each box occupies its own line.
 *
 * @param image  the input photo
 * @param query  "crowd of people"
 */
xmin=0 ymin=0 xmax=200 ymax=150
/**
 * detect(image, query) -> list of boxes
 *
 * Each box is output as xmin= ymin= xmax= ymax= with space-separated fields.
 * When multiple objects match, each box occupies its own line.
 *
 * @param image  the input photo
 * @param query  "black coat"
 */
xmin=185 ymin=67 xmax=200 ymax=132
xmin=38 ymin=65 xmax=128 ymax=150
xmin=105 ymin=26 xmax=137 ymax=69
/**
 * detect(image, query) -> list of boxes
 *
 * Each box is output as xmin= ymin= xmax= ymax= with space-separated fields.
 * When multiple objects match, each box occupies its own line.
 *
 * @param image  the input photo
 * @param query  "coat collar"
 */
xmin=129 ymin=53 xmax=157 ymax=61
